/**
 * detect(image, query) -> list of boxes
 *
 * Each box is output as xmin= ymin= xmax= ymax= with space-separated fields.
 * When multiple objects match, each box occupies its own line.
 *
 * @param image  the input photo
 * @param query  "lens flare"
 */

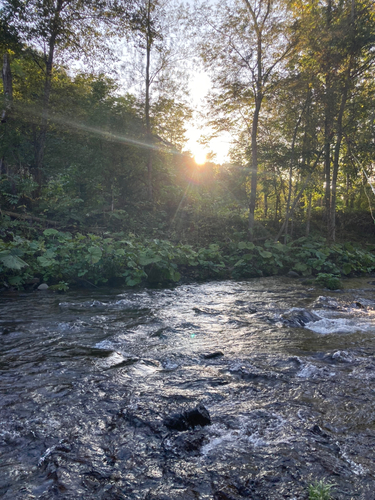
xmin=194 ymin=151 xmax=207 ymax=165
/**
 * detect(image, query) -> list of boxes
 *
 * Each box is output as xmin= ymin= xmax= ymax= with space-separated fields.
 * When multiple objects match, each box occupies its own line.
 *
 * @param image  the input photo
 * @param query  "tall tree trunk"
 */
xmin=145 ymin=0 xmax=153 ymax=202
xmin=248 ymin=95 xmax=262 ymax=236
xmin=323 ymin=0 xmax=333 ymax=237
xmin=345 ymin=173 xmax=351 ymax=207
xmin=284 ymin=98 xmax=307 ymax=243
xmin=274 ymin=191 xmax=280 ymax=224
xmin=275 ymin=148 xmax=324 ymax=242
xmin=328 ymin=0 xmax=355 ymax=241
xmin=306 ymin=192 xmax=312 ymax=236
xmin=324 ymin=75 xmax=333 ymax=237
xmin=1 ymin=52 xmax=13 ymax=124
xmin=264 ymin=191 xmax=268 ymax=217
xmin=329 ymin=67 xmax=350 ymax=241
xmin=35 ymin=0 xmax=63 ymax=187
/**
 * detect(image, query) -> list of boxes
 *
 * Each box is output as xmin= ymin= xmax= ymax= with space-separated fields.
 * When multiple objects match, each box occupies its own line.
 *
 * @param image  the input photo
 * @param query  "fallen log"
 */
xmin=1 ymin=210 xmax=59 ymax=226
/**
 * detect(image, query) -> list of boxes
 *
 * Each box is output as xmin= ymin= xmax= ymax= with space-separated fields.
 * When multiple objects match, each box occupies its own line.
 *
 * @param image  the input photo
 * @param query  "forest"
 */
xmin=0 ymin=0 xmax=375 ymax=290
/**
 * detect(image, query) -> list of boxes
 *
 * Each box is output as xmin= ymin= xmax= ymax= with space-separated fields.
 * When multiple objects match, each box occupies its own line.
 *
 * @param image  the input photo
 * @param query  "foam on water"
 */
xmin=57 ymin=320 xmax=90 ymax=331
xmin=201 ymin=412 xmax=289 ymax=457
xmin=95 ymin=351 xmax=125 ymax=369
xmin=59 ymin=298 xmax=140 ymax=310
xmin=95 ymin=339 xmax=115 ymax=350
xmin=297 ymin=362 xmax=335 ymax=379
xmin=339 ymin=446 xmax=368 ymax=476
xmin=304 ymin=316 xmax=375 ymax=334
xmin=201 ymin=424 xmax=243 ymax=456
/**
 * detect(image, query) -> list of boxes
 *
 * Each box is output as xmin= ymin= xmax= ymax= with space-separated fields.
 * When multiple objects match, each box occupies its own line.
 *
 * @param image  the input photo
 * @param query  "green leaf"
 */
xmin=8 ymin=276 xmax=24 ymax=286
xmin=170 ymin=270 xmax=181 ymax=282
xmin=139 ymin=251 xmax=162 ymax=266
xmin=37 ymin=255 xmax=56 ymax=267
xmin=86 ymin=246 xmax=102 ymax=264
xmin=293 ymin=262 xmax=308 ymax=272
xmin=258 ymin=249 xmax=273 ymax=259
xmin=243 ymin=253 xmax=253 ymax=261
xmin=0 ymin=251 xmax=28 ymax=270
xmin=238 ymin=241 xmax=255 ymax=250
xmin=126 ymin=277 xmax=140 ymax=286
xmin=342 ymin=263 xmax=352 ymax=275
xmin=43 ymin=228 xmax=59 ymax=237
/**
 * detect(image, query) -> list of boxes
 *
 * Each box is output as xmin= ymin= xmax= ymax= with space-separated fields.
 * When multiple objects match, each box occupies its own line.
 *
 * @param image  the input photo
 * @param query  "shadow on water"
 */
xmin=1 ymin=277 xmax=375 ymax=499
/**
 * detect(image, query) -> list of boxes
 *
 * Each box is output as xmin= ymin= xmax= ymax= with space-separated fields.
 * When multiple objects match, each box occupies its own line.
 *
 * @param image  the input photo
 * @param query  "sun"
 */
xmin=194 ymin=150 xmax=207 ymax=165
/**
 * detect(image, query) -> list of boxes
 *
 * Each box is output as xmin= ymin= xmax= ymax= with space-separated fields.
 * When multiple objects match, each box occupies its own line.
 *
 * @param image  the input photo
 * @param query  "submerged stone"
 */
xmin=164 ymin=404 xmax=211 ymax=431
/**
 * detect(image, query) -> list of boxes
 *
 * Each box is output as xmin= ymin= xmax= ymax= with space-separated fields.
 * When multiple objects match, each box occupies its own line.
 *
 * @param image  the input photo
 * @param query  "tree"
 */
xmin=128 ymin=0 xmax=190 ymax=201
xmin=198 ymin=0 xmax=295 ymax=236
xmin=0 ymin=0 xmax=135 ymax=187
xmin=293 ymin=0 xmax=375 ymax=240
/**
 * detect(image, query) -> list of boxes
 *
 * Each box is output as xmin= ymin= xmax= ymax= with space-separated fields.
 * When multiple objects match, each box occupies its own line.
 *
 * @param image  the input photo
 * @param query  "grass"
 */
xmin=308 ymin=479 xmax=336 ymax=500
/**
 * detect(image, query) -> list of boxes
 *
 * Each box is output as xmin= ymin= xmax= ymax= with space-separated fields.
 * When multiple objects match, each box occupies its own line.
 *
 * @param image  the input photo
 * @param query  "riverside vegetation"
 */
xmin=1 ymin=221 xmax=375 ymax=290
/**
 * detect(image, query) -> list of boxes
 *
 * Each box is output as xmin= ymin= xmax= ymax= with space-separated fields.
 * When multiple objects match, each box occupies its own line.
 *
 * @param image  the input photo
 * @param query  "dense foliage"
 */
xmin=0 ymin=0 xmax=374 ymax=290
xmin=1 ymin=223 xmax=374 ymax=290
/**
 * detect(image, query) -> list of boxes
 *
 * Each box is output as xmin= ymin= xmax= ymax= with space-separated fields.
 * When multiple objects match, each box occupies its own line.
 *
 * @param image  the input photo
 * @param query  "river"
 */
xmin=1 ymin=276 xmax=375 ymax=499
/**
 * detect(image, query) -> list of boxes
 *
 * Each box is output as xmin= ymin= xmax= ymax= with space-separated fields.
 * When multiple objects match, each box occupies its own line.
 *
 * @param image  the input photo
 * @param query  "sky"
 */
xmin=185 ymin=71 xmax=232 ymax=164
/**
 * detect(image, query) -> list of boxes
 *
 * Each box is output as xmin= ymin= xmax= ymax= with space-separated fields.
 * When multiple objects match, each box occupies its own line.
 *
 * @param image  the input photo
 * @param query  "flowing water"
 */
xmin=1 ymin=277 xmax=375 ymax=499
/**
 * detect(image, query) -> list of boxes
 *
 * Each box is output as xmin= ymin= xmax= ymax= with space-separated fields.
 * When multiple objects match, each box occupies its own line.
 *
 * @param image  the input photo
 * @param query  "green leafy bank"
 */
xmin=1 ymin=229 xmax=375 ymax=291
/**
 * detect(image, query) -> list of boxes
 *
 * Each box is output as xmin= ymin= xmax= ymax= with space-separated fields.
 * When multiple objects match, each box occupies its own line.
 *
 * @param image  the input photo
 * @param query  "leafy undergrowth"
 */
xmin=0 ymin=231 xmax=374 ymax=290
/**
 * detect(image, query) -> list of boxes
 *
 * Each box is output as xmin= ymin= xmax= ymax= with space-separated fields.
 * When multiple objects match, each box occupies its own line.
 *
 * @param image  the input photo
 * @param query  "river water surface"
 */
xmin=1 ymin=277 xmax=375 ymax=499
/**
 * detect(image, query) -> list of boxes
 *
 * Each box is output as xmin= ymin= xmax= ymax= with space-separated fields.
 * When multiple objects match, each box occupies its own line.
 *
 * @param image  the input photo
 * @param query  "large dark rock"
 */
xmin=164 ymin=404 xmax=211 ymax=431
xmin=174 ymin=429 xmax=207 ymax=455
xmin=281 ymin=308 xmax=321 ymax=327
xmin=203 ymin=351 xmax=224 ymax=359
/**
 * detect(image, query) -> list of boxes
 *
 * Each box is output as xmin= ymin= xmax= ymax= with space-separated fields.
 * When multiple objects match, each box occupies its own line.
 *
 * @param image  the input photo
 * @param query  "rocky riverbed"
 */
xmin=1 ymin=276 xmax=375 ymax=499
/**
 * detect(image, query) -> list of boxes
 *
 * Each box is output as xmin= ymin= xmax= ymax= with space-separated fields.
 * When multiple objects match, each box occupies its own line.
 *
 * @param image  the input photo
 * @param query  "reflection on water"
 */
xmin=1 ymin=277 xmax=375 ymax=499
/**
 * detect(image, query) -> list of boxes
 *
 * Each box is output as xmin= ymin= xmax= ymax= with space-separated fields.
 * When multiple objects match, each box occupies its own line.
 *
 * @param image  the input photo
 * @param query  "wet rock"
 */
xmin=312 ymin=296 xmax=340 ymax=309
xmin=203 ymin=351 xmax=224 ymax=359
xmin=2 ymin=328 xmax=10 ymax=335
xmin=145 ymin=495 xmax=172 ymax=500
xmin=310 ymin=424 xmax=329 ymax=438
xmin=24 ymin=277 xmax=40 ymax=290
xmin=281 ymin=308 xmax=321 ymax=327
xmin=193 ymin=307 xmax=220 ymax=315
xmin=164 ymin=404 xmax=211 ymax=431
xmin=354 ymin=298 xmax=375 ymax=310
xmin=119 ymin=410 xmax=157 ymax=431
xmin=214 ymin=491 xmax=239 ymax=500
xmin=174 ymin=429 xmax=207 ymax=454
xmin=234 ymin=300 xmax=257 ymax=313
xmin=271 ymin=356 xmax=302 ymax=374
xmin=330 ymin=350 xmax=353 ymax=363
xmin=146 ymin=490 xmax=198 ymax=500
xmin=229 ymin=363 xmax=283 ymax=383
xmin=37 ymin=283 xmax=49 ymax=290
xmin=286 ymin=270 xmax=300 ymax=278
